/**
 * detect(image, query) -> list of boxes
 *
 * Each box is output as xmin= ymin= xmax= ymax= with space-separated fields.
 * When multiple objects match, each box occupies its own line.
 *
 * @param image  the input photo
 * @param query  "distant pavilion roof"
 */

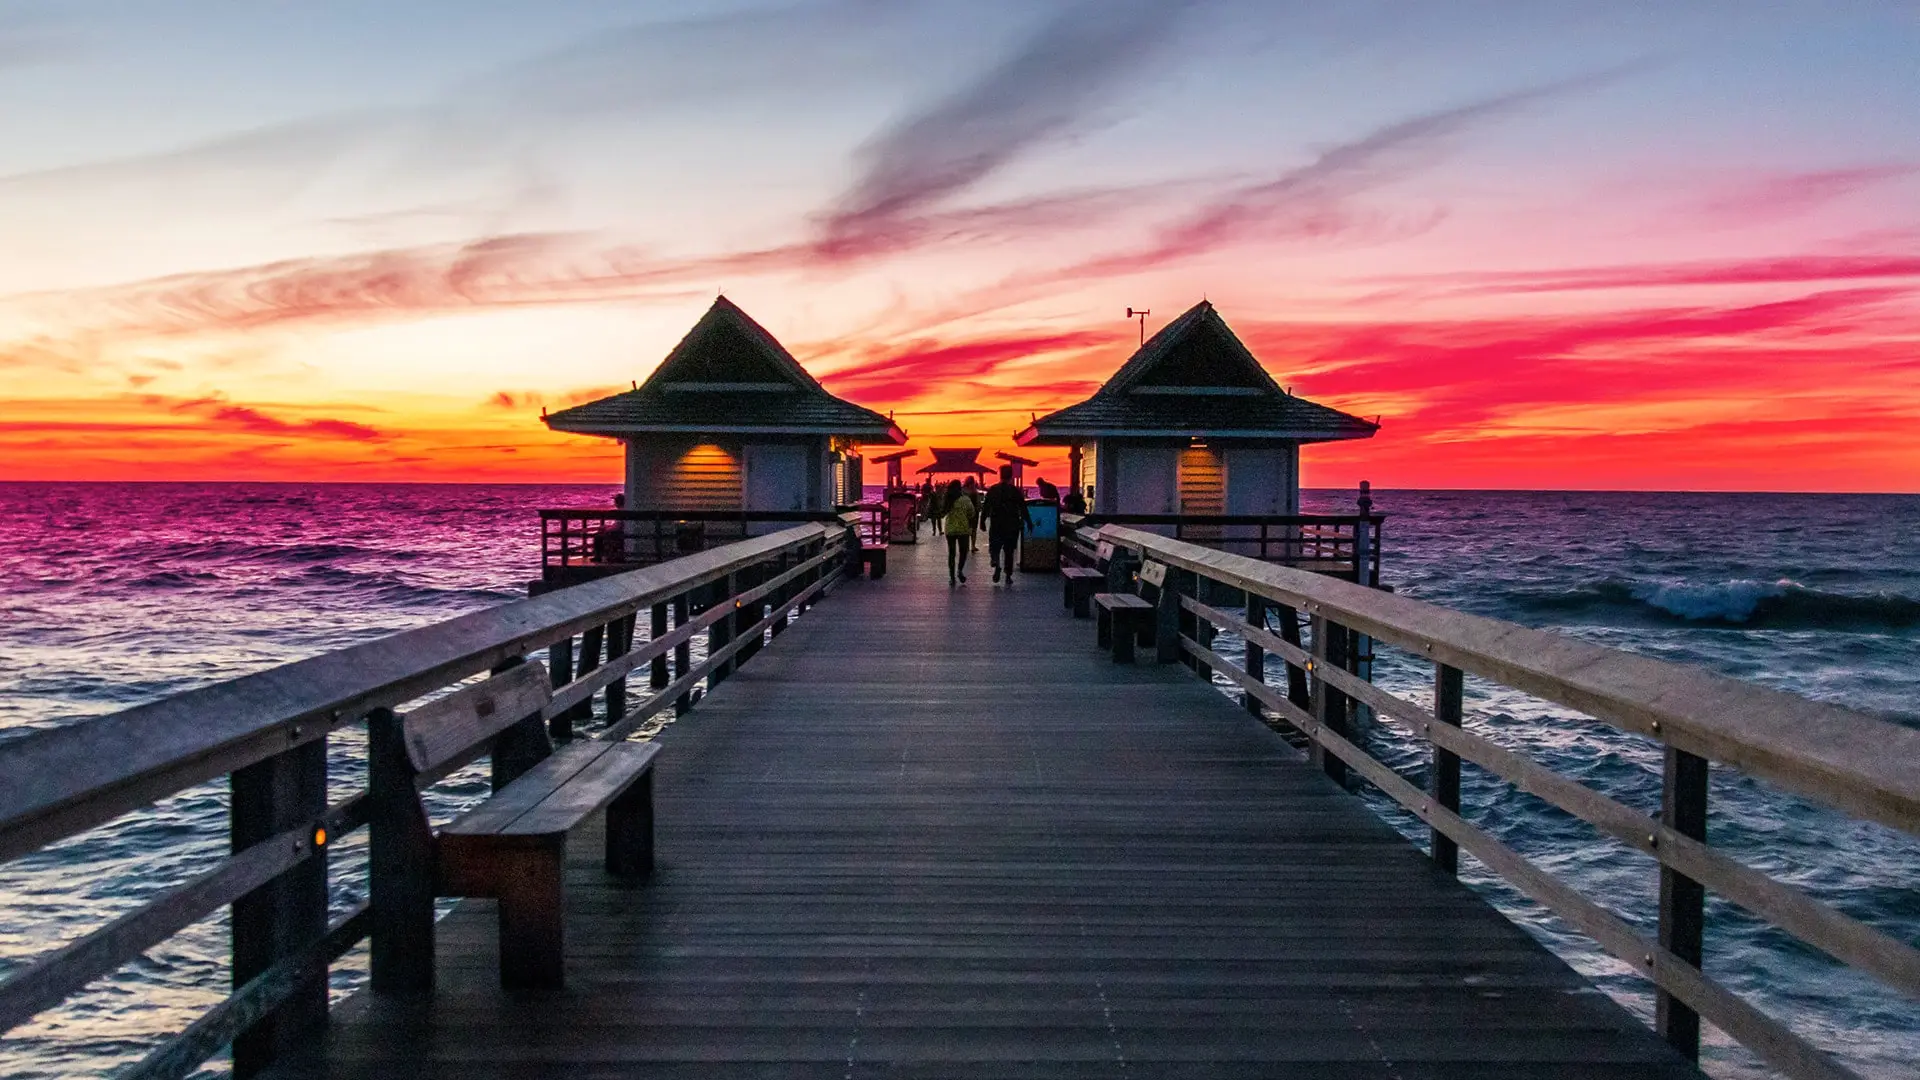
xmin=544 ymin=297 xmax=906 ymax=443
xmin=1015 ymin=301 xmax=1377 ymax=445
xmin=916 ymin=448 xmax=995 ymax=476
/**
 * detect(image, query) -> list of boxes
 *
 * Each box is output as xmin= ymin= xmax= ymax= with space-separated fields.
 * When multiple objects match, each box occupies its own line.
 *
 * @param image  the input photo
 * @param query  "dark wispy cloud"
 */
xmin=144 ymin=394 xmax=388 ymax=441
xmin=1056 ymin=67 xmax=1643 ymax=279
xmin=1374 ymin=253 xmax=1920 ymax=297
xmin=818 ymin=0 xmax=1197 ymax=255
xmin=1673 ymin=163 xmax=1920 ymax=229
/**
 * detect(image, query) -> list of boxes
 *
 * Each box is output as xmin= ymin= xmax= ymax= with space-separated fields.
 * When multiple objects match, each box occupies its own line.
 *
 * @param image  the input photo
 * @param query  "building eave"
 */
xmin=545 ymin=420 xmax=906 ymax=443
xmin=1018 ymin=425 xmax=1377 ymax=445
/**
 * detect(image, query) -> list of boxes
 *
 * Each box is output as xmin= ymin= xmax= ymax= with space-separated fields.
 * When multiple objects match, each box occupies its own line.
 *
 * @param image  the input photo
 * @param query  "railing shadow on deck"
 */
xmin=1084 ymin=522 xmax=1919 ymax=1080
xmin=0 ymin=522 xmax=855 ymax=1079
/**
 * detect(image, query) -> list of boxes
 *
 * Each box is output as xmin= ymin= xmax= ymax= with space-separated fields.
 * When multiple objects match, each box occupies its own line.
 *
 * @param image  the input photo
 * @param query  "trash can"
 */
xmin=887 ymin=490 xmax=919 ymax=543
xmin=1020 ymin=500 xmax=1060 ymax=572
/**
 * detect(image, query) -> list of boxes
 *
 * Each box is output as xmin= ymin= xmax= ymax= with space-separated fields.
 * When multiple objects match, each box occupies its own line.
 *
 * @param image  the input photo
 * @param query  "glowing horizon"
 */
xmin=3 ymin=3 xmax=1918 ymax=493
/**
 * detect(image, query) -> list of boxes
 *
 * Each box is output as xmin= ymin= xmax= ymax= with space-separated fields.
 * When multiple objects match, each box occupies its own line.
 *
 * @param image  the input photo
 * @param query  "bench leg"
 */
xmin=1096 ymin=605 xmax=1113 ymax=648
xmin=605 ymin=770 xmax=655 ymax=880
xmin=1073 ymin=584 xmax=1092 ymax=619
xmin=495 ymin=840 xmax=567 ymax=990
xmin=1063 ymin=577 xmax=1073 ymax=609
xmin=1112 ymin=615 xmax=1136 ymax=663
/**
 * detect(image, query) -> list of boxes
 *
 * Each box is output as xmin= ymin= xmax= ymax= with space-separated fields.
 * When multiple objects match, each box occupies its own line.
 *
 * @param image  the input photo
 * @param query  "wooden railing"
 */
xmin=1067 ymin=513 xmax=1384 ymax=585
xmin=539 ymin=509 xmax=845 ymax=579
xmin=0 ymin=523 xmax=852 ymax=1079
xmin=1096 ymin=524 xmax=1920 ymax=1080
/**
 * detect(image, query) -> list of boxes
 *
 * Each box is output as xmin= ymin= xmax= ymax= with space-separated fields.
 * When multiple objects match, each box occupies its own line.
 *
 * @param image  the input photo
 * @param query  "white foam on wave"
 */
xmin=1629 ymin=578 xmax=1795 ymax=622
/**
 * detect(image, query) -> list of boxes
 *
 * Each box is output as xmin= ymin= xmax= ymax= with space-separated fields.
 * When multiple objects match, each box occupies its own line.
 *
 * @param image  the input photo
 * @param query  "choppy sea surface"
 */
xmin=1 ymin=482 xmax=1917 ymax=1078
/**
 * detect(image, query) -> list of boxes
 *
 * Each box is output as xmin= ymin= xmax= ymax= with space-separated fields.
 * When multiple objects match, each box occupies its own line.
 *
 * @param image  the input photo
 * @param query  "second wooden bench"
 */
xmin=367 ymin=659 xmax=660 ymax=992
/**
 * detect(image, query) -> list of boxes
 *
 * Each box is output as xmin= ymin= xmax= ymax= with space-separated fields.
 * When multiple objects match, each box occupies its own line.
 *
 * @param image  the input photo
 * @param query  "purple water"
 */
xmin=1 ymin=482 xmax=1916 ymax=1078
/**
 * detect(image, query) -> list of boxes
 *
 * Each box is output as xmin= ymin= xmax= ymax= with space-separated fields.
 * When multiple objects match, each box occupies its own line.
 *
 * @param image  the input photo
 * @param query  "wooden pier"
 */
xmin=271 ymin=537 xmax=1690 ymax=1079
xmin=3 ymin=522 xmax=1915 ymax=1080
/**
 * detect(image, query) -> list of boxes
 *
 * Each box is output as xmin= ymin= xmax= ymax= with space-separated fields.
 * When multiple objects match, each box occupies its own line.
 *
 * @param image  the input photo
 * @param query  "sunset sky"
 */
xmin=2 ymin=1 xmax=1918 ymax=491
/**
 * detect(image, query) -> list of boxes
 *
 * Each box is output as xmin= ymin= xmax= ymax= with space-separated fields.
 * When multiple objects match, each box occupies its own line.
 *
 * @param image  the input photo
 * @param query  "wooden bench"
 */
xmin=1093 ymin=593 xmax=1154 ymax=663
xmin=366 ymin=660 xmax=661 ymax=992
xmin=1062 ymin=566 xmax=1103 ymax=617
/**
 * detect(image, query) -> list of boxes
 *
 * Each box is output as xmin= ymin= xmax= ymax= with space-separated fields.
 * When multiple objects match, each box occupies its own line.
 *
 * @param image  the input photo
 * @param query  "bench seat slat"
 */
xmin=441 ymin=742 xmax=610 ymax=836
xmin=1094 ymin=593 xmax=1153 ymax=609
xmin=441 ymin=741 xmax=661 ymax=839
xmin=1061 ymin=566 xmax=1103 ymax=578
xmin=501 ymin=742 xmax=661 ymax=837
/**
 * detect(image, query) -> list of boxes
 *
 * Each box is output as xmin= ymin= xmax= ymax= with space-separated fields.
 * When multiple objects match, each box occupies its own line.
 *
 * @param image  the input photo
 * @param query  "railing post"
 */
xmin=1309 ymin=615 xmax=1350 ymax=785
xmin=737 ymin=563 xmax=764 ymax=664
xmin=1244 ymin=594 xmax=1266 ymax=716
xmin=1658 ymin=747 xmax=1709 ymax=1060
xmin=546 ymin=635 xmax=574 ymax=741
xmin=605 ymin=614 xmax=633 ymax=729
xmin=566 ymin=623 xmax=604 ymax=732
xmin=672 ymin=592 xmax=692 ymax=711
xmin=650 ymin=602 xmax=670 ymax=689
xmin=1154 ymin=566 xmax=1188 ymax=664
xmin=709 ymin=573 xmax=736 ymax=685
xmin=1430 ymin=663 xmax=1464 ymax=875
xmin=771 ymin=551 xmax=791 ymax=637
xmin=229 ymin=737 xmax=328 ymax=1077
xmin=1352 ymin=481 xmax=1373 ymax=585
xmin=1277 ymin=605 xmax=1311 ymax=711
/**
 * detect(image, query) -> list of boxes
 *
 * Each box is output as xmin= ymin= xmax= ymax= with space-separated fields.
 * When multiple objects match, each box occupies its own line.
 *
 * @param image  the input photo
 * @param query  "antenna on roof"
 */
xmin=631 ymin=380 xmax=637 ymax=390
xmin=1126 ymin=307 xmax=1150 ymax=346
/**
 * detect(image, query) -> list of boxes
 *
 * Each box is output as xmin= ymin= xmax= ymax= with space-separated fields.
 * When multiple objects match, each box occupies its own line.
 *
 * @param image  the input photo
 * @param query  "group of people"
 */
xmin=917 ymin=467 xmax=1087 ymax=586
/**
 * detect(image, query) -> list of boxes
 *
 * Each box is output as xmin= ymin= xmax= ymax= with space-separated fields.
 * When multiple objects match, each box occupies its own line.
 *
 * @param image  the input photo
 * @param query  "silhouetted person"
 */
xmin=1063 ymin=485 xmax=1087 ymax=515
xmin=942 ymin=479 xmax=975 ymax=584
xmin=979 ymin=465 xmax=1033 ymax=584
xmin=593 ymin=492 xmax=627 ymax=562
xmin=928 ymin=478 xmax=946 ymax=535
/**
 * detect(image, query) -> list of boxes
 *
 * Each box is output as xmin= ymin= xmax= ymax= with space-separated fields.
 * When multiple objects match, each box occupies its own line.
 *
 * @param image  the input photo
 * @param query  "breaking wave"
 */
xmin=1509 ymin=578 xmax=1920 ymax=630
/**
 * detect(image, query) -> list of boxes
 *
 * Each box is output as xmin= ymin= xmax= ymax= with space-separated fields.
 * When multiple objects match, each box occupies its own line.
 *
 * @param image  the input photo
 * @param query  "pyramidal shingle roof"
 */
xmin=543 ymin=297 xmax=905 ymax=442
xmin=1016 ymin=301 xmax=1377 ymax=445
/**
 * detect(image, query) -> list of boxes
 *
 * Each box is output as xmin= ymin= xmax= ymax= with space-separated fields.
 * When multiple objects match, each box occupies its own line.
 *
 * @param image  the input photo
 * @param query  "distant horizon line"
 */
xmin=1 ymin=479 xmax=1914 ymax=497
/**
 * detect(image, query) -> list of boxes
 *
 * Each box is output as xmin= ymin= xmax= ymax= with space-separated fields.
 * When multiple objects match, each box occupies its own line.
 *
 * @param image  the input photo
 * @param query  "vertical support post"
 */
xmin=650 ymin=602 xmax=670 ymax=689
xmin=1309 ymin=615 xmax=1350 ymax=785
xmin=546 ymin=635 xmax=574 ymax=741
xmin=1658 ymin=748 xmax=1709 ymax=1061
xmin=1154 ymin=567 xmax=1188 ymax=664
xmin=771 ymin=552 xmax=791 ymax=637
xmin=1352 ymin=480 xmax=1373 ymax=585
xmin=672 ymin=592 xmax=692 ymax=711
xmin=366 ymin=708 xmax=434 ymax=998
xmin=568 ymin=624 xmax=604 ymax=729
xmin=230 ymin=738 xmax=328 ymax=1077
xmin=604 ymin=614 xmax=633 ymax=729
xmin=709 ymin=573 xmax=736 ymax=685
xmin=737 ymin=563 xmax=764 ymax=663
xmin=1277 ymin=605 xmax=1311 ymax=711
xmin=1430 ymin=663 xmax=1463 ymax=875
xmin=1244 ymin=594 xmax=1266 ymax=716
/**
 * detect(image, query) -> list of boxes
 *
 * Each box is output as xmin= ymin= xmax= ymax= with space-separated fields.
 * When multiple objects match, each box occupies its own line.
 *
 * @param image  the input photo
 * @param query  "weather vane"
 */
xmin=1126 ymin=307 xmax=1150 ymax=346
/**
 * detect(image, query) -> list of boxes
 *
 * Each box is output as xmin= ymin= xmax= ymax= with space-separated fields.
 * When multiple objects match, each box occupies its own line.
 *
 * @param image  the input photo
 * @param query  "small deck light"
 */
xmin=312 ymin=826 xmax=328 ymax=848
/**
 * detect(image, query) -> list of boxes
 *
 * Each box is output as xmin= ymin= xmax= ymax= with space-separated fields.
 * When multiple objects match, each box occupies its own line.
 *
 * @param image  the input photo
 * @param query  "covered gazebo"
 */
xmin=545 ymin=296 xmax=906 ymax=518
xmin=915 ymin=448 xmax=996 ymax=481
xmin=1015 ymin=300 xmax=1375 ymax=517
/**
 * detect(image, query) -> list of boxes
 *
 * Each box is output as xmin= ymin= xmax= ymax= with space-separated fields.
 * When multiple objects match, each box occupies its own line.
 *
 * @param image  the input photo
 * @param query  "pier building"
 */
xmin=537 ymin=297 xmax=904 ymax=576
xmin=1018 ymin=300 xmax=1377 ymax=521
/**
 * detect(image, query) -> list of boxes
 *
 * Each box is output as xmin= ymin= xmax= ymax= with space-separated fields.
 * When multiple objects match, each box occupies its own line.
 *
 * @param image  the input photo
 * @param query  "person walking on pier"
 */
xmin=979 ymin=465 xmax=1033 ymax=584
xmin=942 ymin=479 xmax=976 ymax=584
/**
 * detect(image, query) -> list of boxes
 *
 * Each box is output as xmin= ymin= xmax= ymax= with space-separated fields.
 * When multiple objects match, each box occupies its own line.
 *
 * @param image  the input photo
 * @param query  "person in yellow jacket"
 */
xmin=942 ymin=479 xmax=976 ymax=585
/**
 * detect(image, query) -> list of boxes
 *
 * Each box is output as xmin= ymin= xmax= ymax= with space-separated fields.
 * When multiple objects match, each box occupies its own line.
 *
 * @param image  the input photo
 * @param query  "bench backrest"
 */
xmin=400 ymin=662 xmax=552 ymax=781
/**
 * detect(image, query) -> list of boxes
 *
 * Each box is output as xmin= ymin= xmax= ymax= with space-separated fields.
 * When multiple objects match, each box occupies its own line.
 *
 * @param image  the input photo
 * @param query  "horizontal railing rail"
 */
xmin=1071 ymin=512 xmax=1384 ymax=584
xmin=538 ymin=508 xmax=847 ymax=574
xmin=0 ymin=522 xmax=853 ymax=1079
xmin=1097 ymin=524 xmax=1919 ymax=1080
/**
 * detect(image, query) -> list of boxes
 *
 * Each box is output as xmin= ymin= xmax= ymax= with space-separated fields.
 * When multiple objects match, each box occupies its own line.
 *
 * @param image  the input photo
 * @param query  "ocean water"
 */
xmin=1 ymin=482 xmax=1916 ymax=1078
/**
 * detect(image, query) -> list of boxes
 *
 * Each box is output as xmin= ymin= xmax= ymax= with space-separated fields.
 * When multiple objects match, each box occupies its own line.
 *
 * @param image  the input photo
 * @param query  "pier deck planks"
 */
xmin=272 ymin=538 xmax=1699 ymax=1079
